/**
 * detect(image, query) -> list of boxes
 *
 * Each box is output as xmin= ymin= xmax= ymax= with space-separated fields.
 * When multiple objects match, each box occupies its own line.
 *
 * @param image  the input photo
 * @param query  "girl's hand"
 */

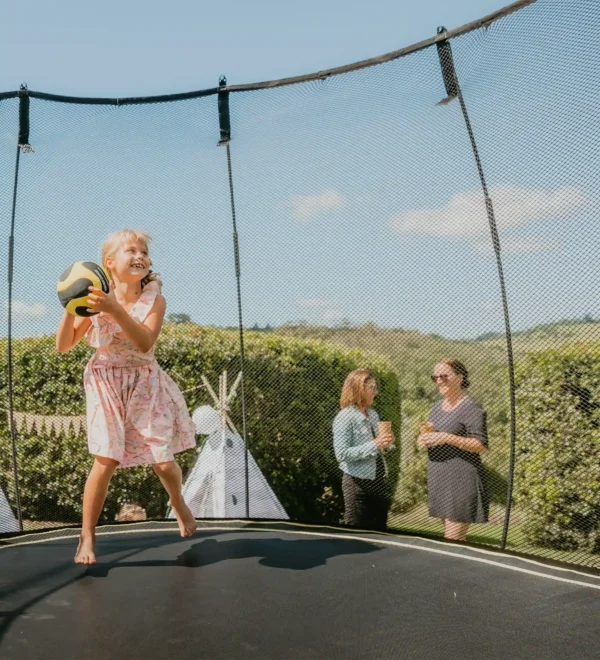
xmin=87 ymin=281 xmax=120 ymax=315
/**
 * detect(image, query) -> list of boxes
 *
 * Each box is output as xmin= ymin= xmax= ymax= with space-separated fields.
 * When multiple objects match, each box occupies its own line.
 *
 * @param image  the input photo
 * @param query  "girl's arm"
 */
xmin=87 ymin=282 xmax=166 ymax=354
xmin=111 ymin=295 xmax=166 ymax=353
xmin=56 ymin=310 xmax=92 ymax=353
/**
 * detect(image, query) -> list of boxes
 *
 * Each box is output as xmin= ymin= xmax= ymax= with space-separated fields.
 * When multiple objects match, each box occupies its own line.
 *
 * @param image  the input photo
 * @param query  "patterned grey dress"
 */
xmin=426 ymin=397 xmax=489 ymax=523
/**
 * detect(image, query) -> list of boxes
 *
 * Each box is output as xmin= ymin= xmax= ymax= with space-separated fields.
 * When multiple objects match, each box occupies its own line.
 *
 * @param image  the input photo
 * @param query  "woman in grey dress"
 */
xmin=417 ymin=359 xmax=489 ymax=541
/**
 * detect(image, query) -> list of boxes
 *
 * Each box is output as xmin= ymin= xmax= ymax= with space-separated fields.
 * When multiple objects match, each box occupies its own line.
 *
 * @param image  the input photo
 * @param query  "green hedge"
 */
xmin=514 ymin=343 xmax=600 ymax=553
xmin=0 ymin=324 xmax=400 ymax=526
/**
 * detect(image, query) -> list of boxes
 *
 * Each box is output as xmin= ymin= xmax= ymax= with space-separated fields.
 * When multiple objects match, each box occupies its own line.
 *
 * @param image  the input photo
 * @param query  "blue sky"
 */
xmin=1 ymin=0 xmax=598 ymax=340
xmin=0 ymin=0 xmax=510 ymax=97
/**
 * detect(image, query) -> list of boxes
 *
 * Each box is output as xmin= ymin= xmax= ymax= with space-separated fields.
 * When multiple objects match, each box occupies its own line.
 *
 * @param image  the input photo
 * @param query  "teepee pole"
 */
xmin=227 ymin=372 xmax=243 ymax=404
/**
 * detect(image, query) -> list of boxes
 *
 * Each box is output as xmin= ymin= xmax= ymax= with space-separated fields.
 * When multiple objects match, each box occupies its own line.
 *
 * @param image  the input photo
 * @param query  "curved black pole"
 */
xmin=436 ymin=32 xmax=517 ymax=551
xmin=0 ymin=1 xmax=535 ymax=104
xmin=218 ymin=76 xmax=250 ymax=519
xmin=7 ymin=85 xmax=32 ymax=532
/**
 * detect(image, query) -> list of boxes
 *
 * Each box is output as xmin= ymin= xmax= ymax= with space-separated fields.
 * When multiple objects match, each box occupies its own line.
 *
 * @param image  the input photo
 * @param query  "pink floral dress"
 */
xmin=83 ymin=285 xmax=196 ymax=468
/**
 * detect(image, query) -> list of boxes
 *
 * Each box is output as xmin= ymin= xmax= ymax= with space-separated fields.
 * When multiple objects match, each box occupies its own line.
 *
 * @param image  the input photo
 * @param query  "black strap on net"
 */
xmin=6 ymin=84 xmax=33 ymax=532
xmin=218 ymin=76 xmax=250 ymax=518
xmin=436 ymin=33 xmax=517 ymax=551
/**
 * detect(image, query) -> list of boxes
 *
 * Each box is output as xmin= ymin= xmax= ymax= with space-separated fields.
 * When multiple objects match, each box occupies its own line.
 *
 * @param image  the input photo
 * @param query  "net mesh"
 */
xmin=1 ymin=0 xmax=599 ymax=570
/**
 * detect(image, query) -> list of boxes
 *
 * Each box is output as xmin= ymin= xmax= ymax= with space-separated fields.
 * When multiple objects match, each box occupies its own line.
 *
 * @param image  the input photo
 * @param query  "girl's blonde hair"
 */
xmin=101 ymin=228 xmax=160 ymax=287
xmin=340 ymin=368 xmax=376 ymax=410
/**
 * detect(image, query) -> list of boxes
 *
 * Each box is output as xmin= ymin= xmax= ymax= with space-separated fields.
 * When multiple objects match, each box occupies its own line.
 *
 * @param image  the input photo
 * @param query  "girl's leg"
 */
xmin=153 ymin=460 xmax=197 ymax=537
xmin=444 ymin=520 xmax=469 ymax=541
xmin=75 ymin=456 xmax=119 ymax=565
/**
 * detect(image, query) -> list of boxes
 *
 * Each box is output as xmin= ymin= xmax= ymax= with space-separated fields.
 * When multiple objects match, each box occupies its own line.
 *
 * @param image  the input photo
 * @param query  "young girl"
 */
xmin=56 ymin=229 xmax=197 ymax=565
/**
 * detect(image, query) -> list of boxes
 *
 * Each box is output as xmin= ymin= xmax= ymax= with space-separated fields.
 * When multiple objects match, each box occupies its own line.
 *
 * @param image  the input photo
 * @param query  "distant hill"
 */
xmin=272 ymin=318 xmax=600 ymax=365
xmin=477 ymin=319 xmax=600 ymax=354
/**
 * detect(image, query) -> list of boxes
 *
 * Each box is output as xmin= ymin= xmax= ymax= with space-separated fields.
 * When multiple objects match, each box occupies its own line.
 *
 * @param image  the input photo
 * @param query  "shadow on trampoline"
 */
xmin=85 ymin=535 xmax=381 ymax=577
xmin=0 ymin=546 xmax=143 ymax=644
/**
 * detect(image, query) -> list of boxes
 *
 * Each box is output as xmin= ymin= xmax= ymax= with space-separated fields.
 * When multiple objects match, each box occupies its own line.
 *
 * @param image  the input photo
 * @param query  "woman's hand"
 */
xmin=417 ymin=432 xmax=447 ymax=449
xmin=374 ymin=434 xmax=393 ymax=450
xmin=87 ymin=281 xmax=120 ymax=316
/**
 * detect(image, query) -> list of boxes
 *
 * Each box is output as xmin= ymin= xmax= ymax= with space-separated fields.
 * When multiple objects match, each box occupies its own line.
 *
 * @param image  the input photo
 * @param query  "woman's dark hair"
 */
xmin=441 ymin=358 xmax=470 ymax=388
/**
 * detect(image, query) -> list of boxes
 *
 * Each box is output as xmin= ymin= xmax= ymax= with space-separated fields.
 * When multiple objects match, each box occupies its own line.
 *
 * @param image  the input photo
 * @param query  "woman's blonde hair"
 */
xmin=340 ymin=368 xmax=376 ymax=409
xmin=101 ymin=228 xmax=160 ymax=287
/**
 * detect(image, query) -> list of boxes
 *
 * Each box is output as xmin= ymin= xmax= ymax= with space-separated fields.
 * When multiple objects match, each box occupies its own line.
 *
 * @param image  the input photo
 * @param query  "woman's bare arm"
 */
xmin=419 ymin=432 xmax=487 ymax=454
xmin=444 ymin=433 xmax=487 ymax=454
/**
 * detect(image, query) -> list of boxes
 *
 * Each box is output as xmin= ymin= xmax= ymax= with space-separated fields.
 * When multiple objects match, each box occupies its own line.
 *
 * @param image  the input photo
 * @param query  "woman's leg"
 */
xmin=369 ymin=494 xmax=389 ymax=532
xmin=342 ymin=473 xmax=367 ymax=527
xmin=75 ymin=456 xmax=119 ymax=565
xmin=444 ymin=520 xmax=469 ymax=541
xmin=153 ymin=460 xmax=197 ymax=537
xmin=368 ymin=460 xmax=390 ymax=532
xmin=369 ymin=482 xmax=391 ymax=532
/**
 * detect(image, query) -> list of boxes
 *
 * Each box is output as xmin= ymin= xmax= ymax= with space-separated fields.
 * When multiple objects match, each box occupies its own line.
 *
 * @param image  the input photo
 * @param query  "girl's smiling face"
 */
xmin=106 ymin=238 xmax=151 ymax=282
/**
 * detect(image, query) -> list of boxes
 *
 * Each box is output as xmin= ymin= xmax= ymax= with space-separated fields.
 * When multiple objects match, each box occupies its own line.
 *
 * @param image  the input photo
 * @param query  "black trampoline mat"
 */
xmin=1 ymin=522 xmax=599 ymax=660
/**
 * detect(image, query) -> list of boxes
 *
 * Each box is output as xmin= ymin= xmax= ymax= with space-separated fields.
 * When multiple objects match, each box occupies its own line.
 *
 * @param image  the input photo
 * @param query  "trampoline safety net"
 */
xmin=1 ymin=0 xmax=599 ymax=571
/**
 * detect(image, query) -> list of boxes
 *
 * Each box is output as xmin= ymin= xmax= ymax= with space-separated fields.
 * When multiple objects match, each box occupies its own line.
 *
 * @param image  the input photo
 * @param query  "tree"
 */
xmin=167 ymin=313 xmax=192 ymax=324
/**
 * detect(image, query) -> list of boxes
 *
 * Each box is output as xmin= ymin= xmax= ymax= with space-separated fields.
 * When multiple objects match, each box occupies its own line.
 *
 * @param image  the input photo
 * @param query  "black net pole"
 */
xmin=218 ymin=76 xmax=250 ymax=519
xmin=436 ymin=33 xmax=517 ymax=551
xmin=6 ymin=85 xmax=32 ymax=532
xmin=7 ymin=144 xmax=23 ymax=532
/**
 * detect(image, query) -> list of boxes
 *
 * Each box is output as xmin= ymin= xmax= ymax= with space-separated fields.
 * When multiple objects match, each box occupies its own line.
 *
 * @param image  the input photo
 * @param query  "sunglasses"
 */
xmin=431 ymin=374 xmax=451 ymax=383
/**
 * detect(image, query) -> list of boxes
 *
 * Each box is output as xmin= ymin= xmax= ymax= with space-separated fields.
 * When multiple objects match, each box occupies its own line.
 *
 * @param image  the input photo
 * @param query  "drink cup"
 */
xmin=420 ymin=421 xmax=434 ymax=434
xmin=378 ymin=421 xmax=393 ymax=437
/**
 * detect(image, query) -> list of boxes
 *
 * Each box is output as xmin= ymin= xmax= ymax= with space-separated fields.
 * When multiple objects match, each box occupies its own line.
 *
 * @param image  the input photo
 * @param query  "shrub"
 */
xmin=391 ymin=454 xmax=428 ymax=515
xmin=0 ymin=324 xmax=400 ymax=526
xmin=514 ymin=343 xmax=600 ymax=552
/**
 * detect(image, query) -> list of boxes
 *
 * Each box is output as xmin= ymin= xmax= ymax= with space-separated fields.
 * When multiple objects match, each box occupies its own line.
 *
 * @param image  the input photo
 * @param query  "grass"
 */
xmin=388 ymin=502 xmax=512 ymax=547
xmin=388 ymin=503 xmax=600 ymax=570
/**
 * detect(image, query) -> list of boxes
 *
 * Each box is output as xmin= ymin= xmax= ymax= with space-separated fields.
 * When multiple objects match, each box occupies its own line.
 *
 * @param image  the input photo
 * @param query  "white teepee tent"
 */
xmin=0 ymin=486 xmax=19 ymax=533
xmin=168 ymin=371 xmax=288 ymax=520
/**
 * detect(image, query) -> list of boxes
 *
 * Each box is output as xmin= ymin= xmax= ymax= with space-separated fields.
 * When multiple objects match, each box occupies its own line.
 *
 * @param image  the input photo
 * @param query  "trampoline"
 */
xmin=1 ymin=521 xmax=599 ymax=660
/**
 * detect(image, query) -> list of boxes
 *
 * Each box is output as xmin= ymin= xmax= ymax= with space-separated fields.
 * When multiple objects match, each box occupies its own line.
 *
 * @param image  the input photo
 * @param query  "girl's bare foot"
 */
xmin=172 ymin=502 xmax=197 ymax=538
xmin=75 ymin=534 xmax=96 ymax=565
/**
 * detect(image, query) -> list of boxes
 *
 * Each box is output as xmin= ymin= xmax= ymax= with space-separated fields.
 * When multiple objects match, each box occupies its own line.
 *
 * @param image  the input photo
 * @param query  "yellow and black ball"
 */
xmin=57 ymin=261 xmax=111 ymax=317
